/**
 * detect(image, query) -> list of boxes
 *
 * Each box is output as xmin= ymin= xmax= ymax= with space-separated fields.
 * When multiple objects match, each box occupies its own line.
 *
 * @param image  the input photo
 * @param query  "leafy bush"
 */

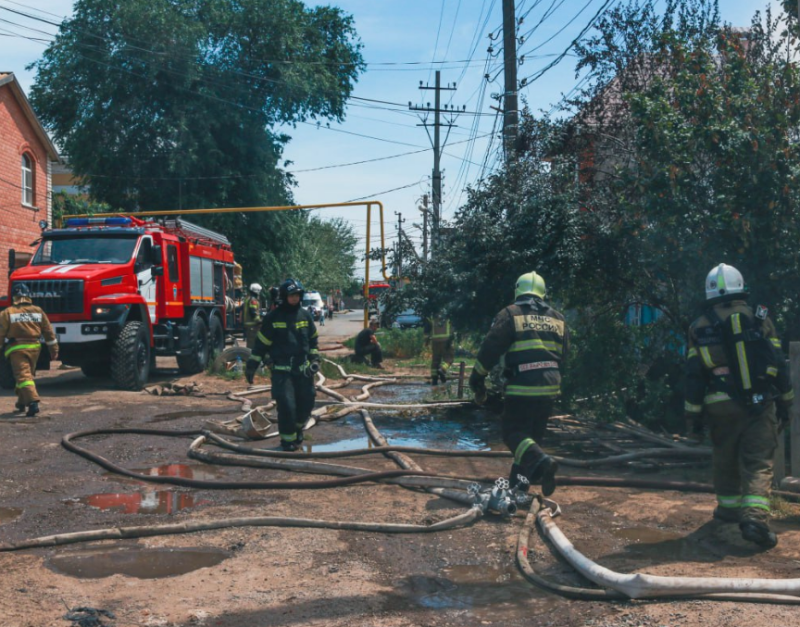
xmin=376 ymin=328 xmax=424 ymax=359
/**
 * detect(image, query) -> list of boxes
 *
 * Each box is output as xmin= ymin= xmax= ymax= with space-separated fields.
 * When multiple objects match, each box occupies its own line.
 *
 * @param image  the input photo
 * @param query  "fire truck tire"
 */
xmin=208 ymin=314 xmax=225 ymax=359
xmin=177 ymin=315 xmax=209 ymax=374
xmin=111 ymin=321 xmax=151 ymax=390
xmin=81 ymin=361 xmax=109 ymax=378
xmin=211 ymin=346 xmax=252 ymax=374
xmin=0 ymin=359 xmax=14 ymax=389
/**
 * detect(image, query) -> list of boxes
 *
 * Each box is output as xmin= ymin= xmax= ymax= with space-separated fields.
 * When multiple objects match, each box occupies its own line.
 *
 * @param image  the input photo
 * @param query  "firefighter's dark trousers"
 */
xmin=271 ymin=370 xmax=316 ymax=445
xmin=245 ymin=325 xmax=260 ymax=349
xmin=8 ymin=347 xmax=41 ymax=406
xmin=502 ymin=396 xmax=554 ymax=465
xmin=430 ymin=339 xmax=454 ymax=379
xmin=707 ymin=399 xmax=777 ymax=524
xmin=354 ymin=344 xmax=383 ymax=366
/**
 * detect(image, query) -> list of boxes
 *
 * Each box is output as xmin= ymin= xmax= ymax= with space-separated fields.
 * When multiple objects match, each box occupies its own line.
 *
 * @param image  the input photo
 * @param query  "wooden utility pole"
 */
xmin=394 ymin=211 xmax=405 ymax=279
xmin=410 ymin=74 xmax=461 ymax=255
xmin=502 ymin=0 xmax=519 ymax=161
xmin=420 ymin=193 xmax=429 ymax=262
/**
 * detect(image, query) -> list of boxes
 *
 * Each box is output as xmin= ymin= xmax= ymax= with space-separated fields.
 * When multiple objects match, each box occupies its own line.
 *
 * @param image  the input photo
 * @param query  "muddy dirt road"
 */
xmin=0 ymin=328 xmax=798 ymax=626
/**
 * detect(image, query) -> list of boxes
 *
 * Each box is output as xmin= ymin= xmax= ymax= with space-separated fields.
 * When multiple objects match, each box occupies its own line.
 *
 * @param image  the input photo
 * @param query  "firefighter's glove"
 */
xmin=777 ymin=402 xmax=791 ymax=433
xmin=245 ymin=360 xmax=259 ymax=385
xmin=684 ymin=413 xmax=704 ymax=444
xmin=469 ymin=370 xmax=487 ymax=406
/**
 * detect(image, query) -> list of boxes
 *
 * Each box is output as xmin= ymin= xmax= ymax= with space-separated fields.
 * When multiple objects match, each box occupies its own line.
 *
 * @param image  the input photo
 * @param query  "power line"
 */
xmin=346 ymin=179 xmax=430 ymax=203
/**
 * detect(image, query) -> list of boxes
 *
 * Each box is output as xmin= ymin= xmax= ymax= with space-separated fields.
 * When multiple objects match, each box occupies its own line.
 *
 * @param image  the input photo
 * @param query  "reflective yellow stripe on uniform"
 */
xmin=782 ymin=390 xmax=795 ymax=402
xmin=257 ymin=332 xmax=272 ymax=346
xmin=273 ymin=322 xmax=287 ymax=329
xmin=741 ymin=495 xmax=770 ymax=511
xmin=698 ymin=346 xmax=715 ymax=369
xmin=296 ymin=320 xmax=309 ymax=328
xmin=770 ymin=338 xmax=782 ymax=348
xmin=704 ymin=392 xmax=731 ymax=405
xmin=685 ymin=401 xmax=703 ymax=414
xmin=508 ymin=339 xmax=561 ymax=354
xmin=506 ymin=385 xmax=560 ymax=397
xmin=717 ymin=495 xmax=742 ymax=509
xmin=767 ymin=366 xmax=778 ymax=377
xmin=474 ymin=361 xmax=488 ymax=376
xmin=311 ymin=331 xmax=319 ymax=338
xmin=15 ymin=380 xmax=34 ymax=389
xmin=4 ymin=343 xmax=40 ymax=358
xmin=281 ymin=432 xmax=297 ymax=442
xmin=731 ymin=314 xmax=752 ymax=390
xmin=514 ymin=438 xmax=536 ymax=464
xmin=248 ymin=354 xmax=261 ymax=363
xmin=308 ymin=348 xmax=319 ymax=355
xmin=687 ymin=348 xmax=698 ymax=358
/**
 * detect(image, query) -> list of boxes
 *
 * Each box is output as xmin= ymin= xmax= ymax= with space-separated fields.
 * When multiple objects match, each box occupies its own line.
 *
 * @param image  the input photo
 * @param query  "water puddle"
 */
xmin=47 ymin=547 xmax=230 ymax=579
xmin=0 ymin=507 xmax=22 ymax=524
xmin=76 ymin=491 xmax=206 ymax=515
xmin=400 ymin=564 xmax=558 ymax=619
xmin=103 ymin=463 xmax=222 ymax=484
xmin=307 ymin=412 xmax=503 ymax=453
xmin=149 ymin=409 xmax=239 ymax=424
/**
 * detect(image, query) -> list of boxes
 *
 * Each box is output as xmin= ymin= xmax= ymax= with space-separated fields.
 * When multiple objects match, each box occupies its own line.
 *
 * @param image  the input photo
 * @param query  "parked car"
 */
xmin=391 ymin=308 xmax=423 ymax=330
xmin=302 ymin=291 xmax=325 ymax=321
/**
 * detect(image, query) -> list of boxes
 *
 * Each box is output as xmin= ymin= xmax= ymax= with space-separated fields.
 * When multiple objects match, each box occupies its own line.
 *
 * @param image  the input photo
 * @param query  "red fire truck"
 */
xmin=1 ymin=216 xmax=238 ymax=390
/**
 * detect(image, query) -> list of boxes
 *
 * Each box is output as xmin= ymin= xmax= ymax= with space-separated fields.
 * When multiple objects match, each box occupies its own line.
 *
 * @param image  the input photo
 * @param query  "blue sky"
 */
xmin=0 ymin=0 xmax=784 ymax=276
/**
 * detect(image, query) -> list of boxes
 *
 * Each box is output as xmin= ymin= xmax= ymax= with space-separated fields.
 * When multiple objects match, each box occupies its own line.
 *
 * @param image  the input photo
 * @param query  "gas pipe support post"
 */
xmin=457 ymin=361 xmax=466 ymax=399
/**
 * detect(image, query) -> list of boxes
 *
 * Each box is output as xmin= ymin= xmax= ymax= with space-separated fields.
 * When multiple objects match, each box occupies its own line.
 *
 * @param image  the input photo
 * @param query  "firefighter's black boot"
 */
xmin=280 ymin=439 xmax=299 ymax=452
xmin=430 ymin=374 xmax=439 ymax=386
xmin=740 ymin=520 xmax=778 ymax=549
xmin=26 ymin=402 xmax=39 ymax=418
xmin=437 ymin=366 xmax=448 ymax=383
xmin=520 ymin=447 xmax=558 ymax=497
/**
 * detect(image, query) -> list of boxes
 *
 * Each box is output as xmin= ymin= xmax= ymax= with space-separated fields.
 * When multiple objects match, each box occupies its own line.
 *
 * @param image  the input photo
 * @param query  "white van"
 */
xmin=302 ymin=290 xmax=324 ymax=321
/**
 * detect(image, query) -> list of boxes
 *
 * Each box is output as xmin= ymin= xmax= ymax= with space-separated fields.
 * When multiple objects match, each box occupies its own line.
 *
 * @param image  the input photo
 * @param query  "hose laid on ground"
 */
xmin=516 ymin=510 xmax=800 ymax=604
xmin=61 ymin=428 xmax=462 ymax=491
xmin=534 ymin=504 xmax=800 ymax=602
xmin=0 ymin=506 xmax=483 ymax=552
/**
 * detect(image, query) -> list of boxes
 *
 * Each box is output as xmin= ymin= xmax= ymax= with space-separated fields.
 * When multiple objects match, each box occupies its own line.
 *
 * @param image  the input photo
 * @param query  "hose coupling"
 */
xmin=468 ymin=478 xmax=518 ymax=518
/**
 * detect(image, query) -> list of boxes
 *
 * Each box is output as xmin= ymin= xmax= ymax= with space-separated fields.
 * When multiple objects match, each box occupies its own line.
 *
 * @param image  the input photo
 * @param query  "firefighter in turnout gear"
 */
xmin=685 ymin=263 xmax=794 ymax=549
xmin=246 ymin=279 xmax=319 ymax=451
xmin=425 ymin=315 xmax=454 ymax=385
xmin=243 ymin=283 xmax=263 ymax=349
xmin=0 ymin=283 xmax=58 ymax=416
xmin=469 ymin=272 xmax=567 ymax=497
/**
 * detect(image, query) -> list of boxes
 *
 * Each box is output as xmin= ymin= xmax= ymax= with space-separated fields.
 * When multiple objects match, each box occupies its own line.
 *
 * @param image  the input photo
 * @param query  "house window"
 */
xmin=21 ymin=153 xmax=34 ymax=206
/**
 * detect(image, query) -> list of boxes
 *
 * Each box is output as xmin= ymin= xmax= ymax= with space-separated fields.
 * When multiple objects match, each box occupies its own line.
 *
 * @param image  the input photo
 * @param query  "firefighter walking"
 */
xmin=685 ymin=264 xmax=794 ymax=548
xmin=243 ymin=283 xmax=263 ymax=349
xmin=469 ymin=272 xmax=566 ymax=496
xmin=0 ymin=283 xmax=58 ymax=416
xmin=246 ymin=279 xmax=319 ymax=451
xmin=425 ymin=315 xmax=454 ymax=385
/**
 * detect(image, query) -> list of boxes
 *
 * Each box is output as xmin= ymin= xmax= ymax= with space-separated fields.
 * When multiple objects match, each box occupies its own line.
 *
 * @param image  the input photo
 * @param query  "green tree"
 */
xmin=29 ymin=0 xmax=364 ymax=279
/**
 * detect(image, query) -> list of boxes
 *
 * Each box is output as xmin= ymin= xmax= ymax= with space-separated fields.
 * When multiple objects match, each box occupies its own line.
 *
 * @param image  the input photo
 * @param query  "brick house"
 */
xmin=0 ymin=72 xmax=60 ymax=297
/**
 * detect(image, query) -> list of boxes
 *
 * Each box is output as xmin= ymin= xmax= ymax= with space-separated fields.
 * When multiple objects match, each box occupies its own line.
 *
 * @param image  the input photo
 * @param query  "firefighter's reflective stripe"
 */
xmin=272 ymin=364 xmax=291 ymax=371
xmin=257 ymin=332 xmax=272 ymax=346
xmin=770 ymin=338 xmax=782 ymax=348
xmin=514 ymin=437 xmax=536 ymax=464
xmin=308 ymin=348 xmax=319 ymax=355
xmin=9 ymin=313 xmax=42 ymax=323
xmin=687 ymin=347 xmax=698 ymax=358
xmin=741 ymin=495 xmax=770 ymax=511
xmin=15 ymin=380 xmax=35 ymax=389
xmin=4 ymin=343 xmax=40 ymax=358
xmin=505 ymin=384 xmax=560 ymax=397
xmin=430 ymin=319 xmax=451 ymax=340
xmin=311 ymin=330 xmax=319 ymax=339
xmin=782 ymin=390 xmax=795 ymax=402
xmin=767 ymin=366 xmax=779 ymax=377
xmin=508 ymin=339 xmax=562 ymax=354
xmin=296 ymin=320 xmax=309 ymax=329
xmin=704 ymin=391 xmax=731 ymax=405
xmin=46 ymin=339 xmax=58 ymax=346
xmin=273 ymin=322 xmax=287 ymax=329
xmin=717 ymin=495 xmax=742 ymax=509
xmin=281 ymin=432 xmax=297 ymax=442
xmin=698 ymin=346 xmax=715 ymax=369
xmin=731 ymin=314 xmax=752 ymax=390
xmin=685 ymin=401 xmax=703 ymax=414
xmin=474 ymin=361 xmax=489 ymax=376
xmin=248 ymin=354 xmax=261 ymax=363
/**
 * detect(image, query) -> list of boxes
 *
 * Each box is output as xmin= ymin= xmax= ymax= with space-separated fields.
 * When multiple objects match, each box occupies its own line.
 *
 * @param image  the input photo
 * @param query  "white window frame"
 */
xmin=21 ymin=153 xmax=34 ymax=207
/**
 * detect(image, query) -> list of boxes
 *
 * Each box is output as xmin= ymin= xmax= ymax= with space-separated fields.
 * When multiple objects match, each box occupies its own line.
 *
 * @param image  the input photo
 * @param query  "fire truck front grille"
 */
xmin=21 ymin=280 xmax=84 ymax=314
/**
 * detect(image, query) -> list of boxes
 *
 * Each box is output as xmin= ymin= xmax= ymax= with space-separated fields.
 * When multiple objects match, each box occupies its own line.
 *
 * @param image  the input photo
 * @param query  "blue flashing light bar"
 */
xmin=65 ymin=217 xmax=133 ymax=227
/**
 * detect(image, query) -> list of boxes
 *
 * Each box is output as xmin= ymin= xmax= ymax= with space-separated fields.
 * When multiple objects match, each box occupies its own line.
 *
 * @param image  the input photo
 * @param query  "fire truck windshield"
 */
xmin=368 ymin=285 xmax=389 ymax=298
xmin=33 ymin=236 xmax=139 ymax=265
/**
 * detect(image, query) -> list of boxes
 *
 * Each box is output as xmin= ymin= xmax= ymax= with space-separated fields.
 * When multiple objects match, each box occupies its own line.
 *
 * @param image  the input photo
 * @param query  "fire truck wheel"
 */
xmin=111 ymin=321 xmax=151 ymax=390
xmin=208 ymin=314 xmax=225 ymax=359
xmin=0 ymin=358 xmax=14 ymax=390
xmin=211 ymin=346 xmax=252 ymax=374
xmin=177 ymin=315 xmax=209 ymax=374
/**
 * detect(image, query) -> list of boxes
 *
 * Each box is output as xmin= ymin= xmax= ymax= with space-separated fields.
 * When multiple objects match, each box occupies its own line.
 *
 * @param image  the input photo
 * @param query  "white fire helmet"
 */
xmin=705 ymin=264 xmax=745 ymax=301
xmin=249 ymin=283 xmax=263 ymax=295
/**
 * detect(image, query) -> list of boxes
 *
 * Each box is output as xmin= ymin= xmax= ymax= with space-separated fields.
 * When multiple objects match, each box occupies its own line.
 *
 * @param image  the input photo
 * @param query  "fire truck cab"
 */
xmin=1 ymin=216 xmax=237 ymax=390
